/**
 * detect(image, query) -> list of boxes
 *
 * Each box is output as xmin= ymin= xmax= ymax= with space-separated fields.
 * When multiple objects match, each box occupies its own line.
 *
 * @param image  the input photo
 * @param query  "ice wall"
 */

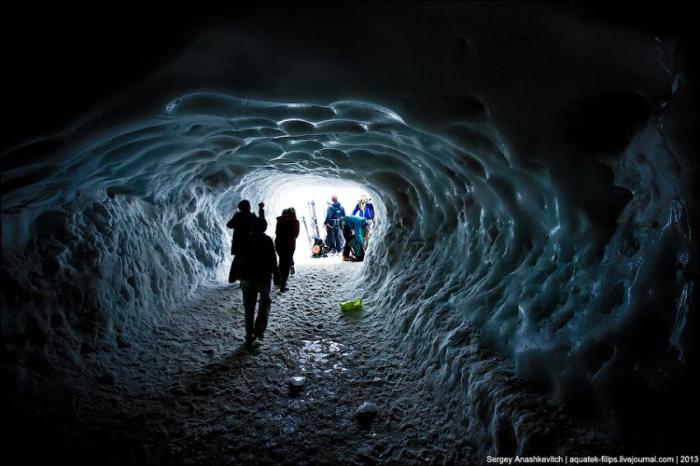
xmin=1 ymin=89 xmax=695 ymax=452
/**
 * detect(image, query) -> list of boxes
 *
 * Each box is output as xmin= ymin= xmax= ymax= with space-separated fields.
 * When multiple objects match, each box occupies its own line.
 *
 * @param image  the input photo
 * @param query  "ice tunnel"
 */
xmin=1 ymin=3 xmax=698 ymax=464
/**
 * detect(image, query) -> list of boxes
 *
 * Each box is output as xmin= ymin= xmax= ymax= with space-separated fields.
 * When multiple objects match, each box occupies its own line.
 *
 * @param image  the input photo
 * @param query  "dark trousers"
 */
xmin=240 ymin=280 xmax=271 ymax=339
xmin=343 ymin=239 xmax=365 ymax=260
xmin=278 ymin=249 xmax=295 ymax=289
xmin=326 ymin=226 xmax=344 ymax=253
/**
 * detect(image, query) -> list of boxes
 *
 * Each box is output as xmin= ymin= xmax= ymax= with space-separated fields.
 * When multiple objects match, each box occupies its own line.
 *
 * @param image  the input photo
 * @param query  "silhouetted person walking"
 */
xmin=226 ymin=200 xmax=257 ymax=283
xmin=275 ymin=207 xmax=300 ymax=292
xmin=324 ymin=195 xmax=345 ymax=254
xmin=238 ymin=217 xmax=280 ymax=348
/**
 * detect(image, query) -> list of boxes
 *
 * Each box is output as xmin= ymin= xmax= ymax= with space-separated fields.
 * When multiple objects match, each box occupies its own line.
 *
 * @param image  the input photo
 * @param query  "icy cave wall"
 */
xmin=2 ymin=90 xmax=695 ymax=443
xmin=2 ymin=4 xmax=698 ymax=453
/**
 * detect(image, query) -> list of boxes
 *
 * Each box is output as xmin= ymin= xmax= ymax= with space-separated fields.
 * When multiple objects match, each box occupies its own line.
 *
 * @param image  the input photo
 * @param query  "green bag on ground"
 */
xmin=340 ymin=299 xmax=362 ymax=312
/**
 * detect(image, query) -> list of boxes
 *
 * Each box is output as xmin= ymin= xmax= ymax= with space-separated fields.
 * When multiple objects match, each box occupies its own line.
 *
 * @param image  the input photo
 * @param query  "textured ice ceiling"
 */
xmin=1 ymin=3 xmax=697 ymax=453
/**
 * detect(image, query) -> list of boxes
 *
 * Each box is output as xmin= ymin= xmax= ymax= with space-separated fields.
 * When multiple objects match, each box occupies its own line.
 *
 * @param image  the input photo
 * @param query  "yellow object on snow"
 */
xmin=340 ymin=299 xmax=363 ymax=312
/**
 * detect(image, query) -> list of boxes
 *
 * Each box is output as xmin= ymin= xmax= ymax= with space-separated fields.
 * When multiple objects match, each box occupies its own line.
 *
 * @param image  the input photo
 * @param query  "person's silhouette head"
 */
xmin=254 ymin=218 xmax=268 ymax=233
xmin=238 ymin=200 xmax=251 ymax=212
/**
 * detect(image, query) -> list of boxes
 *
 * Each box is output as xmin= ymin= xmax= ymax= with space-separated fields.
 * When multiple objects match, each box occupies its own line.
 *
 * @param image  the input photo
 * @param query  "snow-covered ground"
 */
xmin=6 ymin=259 xmax=615 ymax=464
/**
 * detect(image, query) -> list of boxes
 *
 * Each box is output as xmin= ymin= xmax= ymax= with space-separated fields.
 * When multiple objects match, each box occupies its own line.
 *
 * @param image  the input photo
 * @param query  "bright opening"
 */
xmin=237 ymin=174 xmax=383 ymax=265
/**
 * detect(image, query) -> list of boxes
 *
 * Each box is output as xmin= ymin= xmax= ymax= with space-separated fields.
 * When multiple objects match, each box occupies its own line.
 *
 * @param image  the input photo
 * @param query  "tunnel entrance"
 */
xmin=233 ymin=174 xmax=384 ymax=268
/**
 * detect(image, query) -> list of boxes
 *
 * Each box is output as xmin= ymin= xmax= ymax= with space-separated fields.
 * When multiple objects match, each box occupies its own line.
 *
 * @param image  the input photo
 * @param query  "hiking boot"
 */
xmin=245 ymin=335 xmax=256 ymax=348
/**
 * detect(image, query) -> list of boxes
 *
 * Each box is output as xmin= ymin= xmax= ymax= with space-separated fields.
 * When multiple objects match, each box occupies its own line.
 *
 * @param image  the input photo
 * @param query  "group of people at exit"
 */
xmin=319 ymin=194 xmax=375 ymax=262
xmin=226 ymin=195 xmax=376 ymax=348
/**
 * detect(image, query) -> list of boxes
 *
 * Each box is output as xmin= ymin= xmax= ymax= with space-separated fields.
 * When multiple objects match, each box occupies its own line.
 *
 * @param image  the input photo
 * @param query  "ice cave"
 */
xmin=1 ymin=3 xmax=698 ymax=464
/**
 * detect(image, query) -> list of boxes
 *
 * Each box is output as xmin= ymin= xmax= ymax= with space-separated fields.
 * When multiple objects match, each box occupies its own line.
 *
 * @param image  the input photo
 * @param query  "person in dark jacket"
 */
xmin=324 ymin=195 xmax=345 ymax=254
xmin=341 ymin=215 xmax=366 ymax=262
xmin=275 ymin=207 xmax=300 ymax=292
xmin=226 ymin=200 xmax=257 ymax=283
xmin=238 ymin=217 xmax=280 ymax=348
xmin=352 ymin=195 xmax=376 ymax=247
xmin=341 ymin=218 xmax=355 ymax=262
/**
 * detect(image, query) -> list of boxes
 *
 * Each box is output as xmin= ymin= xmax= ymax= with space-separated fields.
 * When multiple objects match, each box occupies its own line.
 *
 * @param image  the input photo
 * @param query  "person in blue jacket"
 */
xmin=351 ymin=194 xmax=375 ymax=220
xmin=324 ymin=195 xmax=345 ymax=254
